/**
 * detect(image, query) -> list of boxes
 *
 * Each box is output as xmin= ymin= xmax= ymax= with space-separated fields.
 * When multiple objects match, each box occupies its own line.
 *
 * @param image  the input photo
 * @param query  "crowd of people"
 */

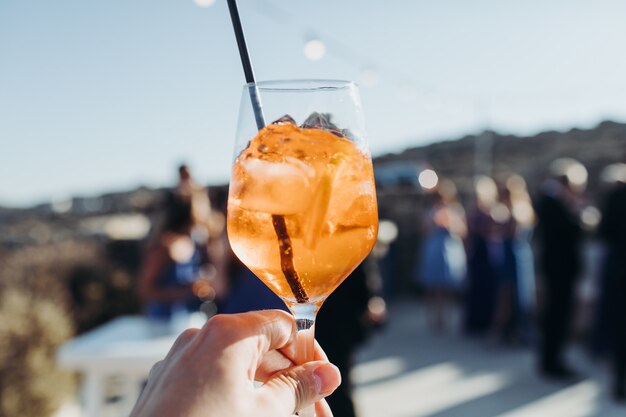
xmin=414 ymin=158 xmax=626 ymax=402
xmin=132 ymin=159 xmax=626 ymax=416
xmin=416 ymin=172 xmax=537 ymax=344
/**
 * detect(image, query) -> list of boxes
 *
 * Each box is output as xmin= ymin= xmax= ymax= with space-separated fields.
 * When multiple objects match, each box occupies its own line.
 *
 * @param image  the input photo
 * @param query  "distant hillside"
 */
xmin=371 ymin=120 xmax=626 ymax=293
xmin=374 ymin=120 xmax=626 ymax=198
xmin=2 ymin=121 xmax=624 ymax=249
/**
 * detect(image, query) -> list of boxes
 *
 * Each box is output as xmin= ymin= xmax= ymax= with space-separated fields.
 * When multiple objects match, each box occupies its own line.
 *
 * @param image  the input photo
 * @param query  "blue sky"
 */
xmin=2 ymin=0 xmax=626 ymax=207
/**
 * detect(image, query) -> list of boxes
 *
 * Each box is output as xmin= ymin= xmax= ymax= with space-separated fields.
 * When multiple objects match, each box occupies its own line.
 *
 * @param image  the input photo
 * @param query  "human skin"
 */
xmin=130 ymin=310 xmax=341 ymax=417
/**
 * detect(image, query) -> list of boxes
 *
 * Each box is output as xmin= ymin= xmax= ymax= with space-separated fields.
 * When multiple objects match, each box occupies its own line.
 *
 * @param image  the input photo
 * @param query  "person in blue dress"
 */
xmin=417 ymin=179 xmax=467 ymax=332
xmin=138 ymin=192 xmax=211 ymax=322
xmin=489 ymin=176 xmax=536 ymax=345
xmin=507 ymin=175 xmax=537 ymax=345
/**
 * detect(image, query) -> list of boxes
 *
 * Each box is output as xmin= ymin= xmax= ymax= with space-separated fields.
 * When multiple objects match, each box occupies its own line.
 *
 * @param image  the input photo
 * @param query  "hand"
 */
xmin=130 ymin=310 xmax=341 ymax=417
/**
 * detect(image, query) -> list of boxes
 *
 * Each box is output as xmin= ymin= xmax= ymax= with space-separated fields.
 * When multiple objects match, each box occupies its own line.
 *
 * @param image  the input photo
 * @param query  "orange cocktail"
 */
xmin=227 ymin=120 xmax=378 ymax=306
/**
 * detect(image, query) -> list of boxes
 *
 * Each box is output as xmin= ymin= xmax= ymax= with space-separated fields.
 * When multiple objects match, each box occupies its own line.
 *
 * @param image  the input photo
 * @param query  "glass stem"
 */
xmin=291 ymin=303 xmax=318 ymax=417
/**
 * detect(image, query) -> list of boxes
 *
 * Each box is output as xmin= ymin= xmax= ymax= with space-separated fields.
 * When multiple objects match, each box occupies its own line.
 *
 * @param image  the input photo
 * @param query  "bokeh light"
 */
xmin=303 ymin=39 xmax=326 ymax=61
xmin=549 ymin=158 xmax=588 ymax=191
xmin=567 ymin=163 xmax=588 ymax=188
xmin=581 ymin=206 xmax=601 ymax=229
xmin=418 ymin=169 xmax=439 ymax=190
xmin=600 ymin=162 xmax=626 ymax=184
xmin=475 ymin=175 xmax=498 ymax=206
xmin=378 ymin=220 xmax=399 ymax=244
xmin=193 ymin=0 xmax=216 ymax=7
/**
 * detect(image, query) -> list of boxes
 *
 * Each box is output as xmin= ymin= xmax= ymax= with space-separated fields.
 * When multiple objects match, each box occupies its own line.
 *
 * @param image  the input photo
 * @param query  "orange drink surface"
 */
xmin=227 ymin=122 xmax=378 ymax=306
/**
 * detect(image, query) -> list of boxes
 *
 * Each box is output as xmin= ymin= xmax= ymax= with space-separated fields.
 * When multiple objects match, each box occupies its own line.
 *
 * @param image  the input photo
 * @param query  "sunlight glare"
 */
xmin=495 ymin=381 xmax=600 ymax=417
xmin=354 ymin=362 xmax=510 ymax=417
xmin=351 ymin=357 xmax=405 ymax=385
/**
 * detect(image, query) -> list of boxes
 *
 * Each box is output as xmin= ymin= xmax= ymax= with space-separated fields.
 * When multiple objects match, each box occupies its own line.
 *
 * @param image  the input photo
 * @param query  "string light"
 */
xmin=194 ymin=0 xmax=216 ymax=8
xmin=303 ymin=38 xmax=326 ymax=61
xmin=242 ymin=0 xmax=478 ymax=119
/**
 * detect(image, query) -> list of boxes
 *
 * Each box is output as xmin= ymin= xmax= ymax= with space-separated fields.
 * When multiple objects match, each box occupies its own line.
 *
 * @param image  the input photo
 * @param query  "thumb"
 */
xmin=258 ymin=361 xmax=341 ymax=416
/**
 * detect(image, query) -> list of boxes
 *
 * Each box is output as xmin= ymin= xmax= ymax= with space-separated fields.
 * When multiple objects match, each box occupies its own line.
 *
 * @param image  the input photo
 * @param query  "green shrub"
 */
xmin=0 ymin=239 xmax=142 ymax=417
xmin=0 ymin=289 xmax=74 ymax=417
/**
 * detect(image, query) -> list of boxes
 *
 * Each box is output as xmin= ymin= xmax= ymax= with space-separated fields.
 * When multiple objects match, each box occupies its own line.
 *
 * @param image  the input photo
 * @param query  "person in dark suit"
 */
xmin=316 ymin=257 xmax=386 ymax=417
xmin=464 ymin=176 xmax=499 ymax=335
xmin=597 ymin=166 xmax=626 ymax=401
xmin=534 ymin=159 xmax=587 ymax=379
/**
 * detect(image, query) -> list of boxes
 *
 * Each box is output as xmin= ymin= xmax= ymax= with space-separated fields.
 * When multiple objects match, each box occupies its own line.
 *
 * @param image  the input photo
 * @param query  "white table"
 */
xmin=57 ymin=314 xmax=206 ymax=417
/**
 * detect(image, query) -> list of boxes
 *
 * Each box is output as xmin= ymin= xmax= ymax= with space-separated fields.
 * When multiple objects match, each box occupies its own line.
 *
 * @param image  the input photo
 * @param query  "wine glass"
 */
xmin=226 ymin=79 xmax=378 ymax=416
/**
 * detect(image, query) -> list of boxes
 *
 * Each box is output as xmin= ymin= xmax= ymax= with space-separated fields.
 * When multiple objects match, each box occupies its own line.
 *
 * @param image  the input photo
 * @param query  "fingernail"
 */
xmin=313 ymin=363 xmax=341 ymax=396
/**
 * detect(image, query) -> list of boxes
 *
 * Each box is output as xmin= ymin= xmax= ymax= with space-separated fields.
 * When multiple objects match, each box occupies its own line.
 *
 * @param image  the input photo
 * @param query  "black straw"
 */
xmin=226 ymin=0 xmax=309 ymax=304
xmin=227 ymin=0 xmax=266 ymax=130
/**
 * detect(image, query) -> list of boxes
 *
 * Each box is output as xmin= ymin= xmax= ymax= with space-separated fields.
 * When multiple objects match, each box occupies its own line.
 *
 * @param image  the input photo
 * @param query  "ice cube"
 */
xmin=238 ymin=156 xmax=315 ymax=215
xmin=272 ymin=115 xmax=297 ymax=125
xmin=303 ymin=154 xmax=345 ymax=250
xmin=327 ymin=172 xmax=377 ymax=231
xmin=341 ymin=191 xmax=377 ymax=227
xmin=340 ymin=128 xmax=356 ymax=141
xmin=301 ymin=112 xmax=345 ymax=137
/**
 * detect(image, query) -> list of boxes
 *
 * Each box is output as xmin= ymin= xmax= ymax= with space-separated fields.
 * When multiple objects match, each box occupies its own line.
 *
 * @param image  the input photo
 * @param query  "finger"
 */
xmin=256 ymin=350 xmax=294 ymax=382
xmin=314 ymin=340 xmax=329 ymax=361
xmin=164 ymin=327 xmax=200 ymax=361
xmin=257 ymin=361 xmax=341 ymax=416
xmin=199 ymin=310 xmax=297 ymax=380
xmin=147 ymin=327 xmax=200 ymax=387
xmin=279 ymin=338 xmax=328 ymax=364
xmin=256 ymin=340 xmax=328 ymax=382
xmin=203 ymin=310 xmax=295 ymax=354
xmin=257 ymin=340 xmax=327 ymax=382
xmin=147 ymin=360 xmax=164 ymax=381
xmin=173 ymin=327 xmax=201 ymax=349
xmin=315 ymin=398 xmax=334 ymax=417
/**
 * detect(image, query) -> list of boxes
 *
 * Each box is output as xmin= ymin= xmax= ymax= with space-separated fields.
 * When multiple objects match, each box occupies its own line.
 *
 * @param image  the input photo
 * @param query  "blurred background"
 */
xmin=1 ymin=1 xmax=626 ymax=416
